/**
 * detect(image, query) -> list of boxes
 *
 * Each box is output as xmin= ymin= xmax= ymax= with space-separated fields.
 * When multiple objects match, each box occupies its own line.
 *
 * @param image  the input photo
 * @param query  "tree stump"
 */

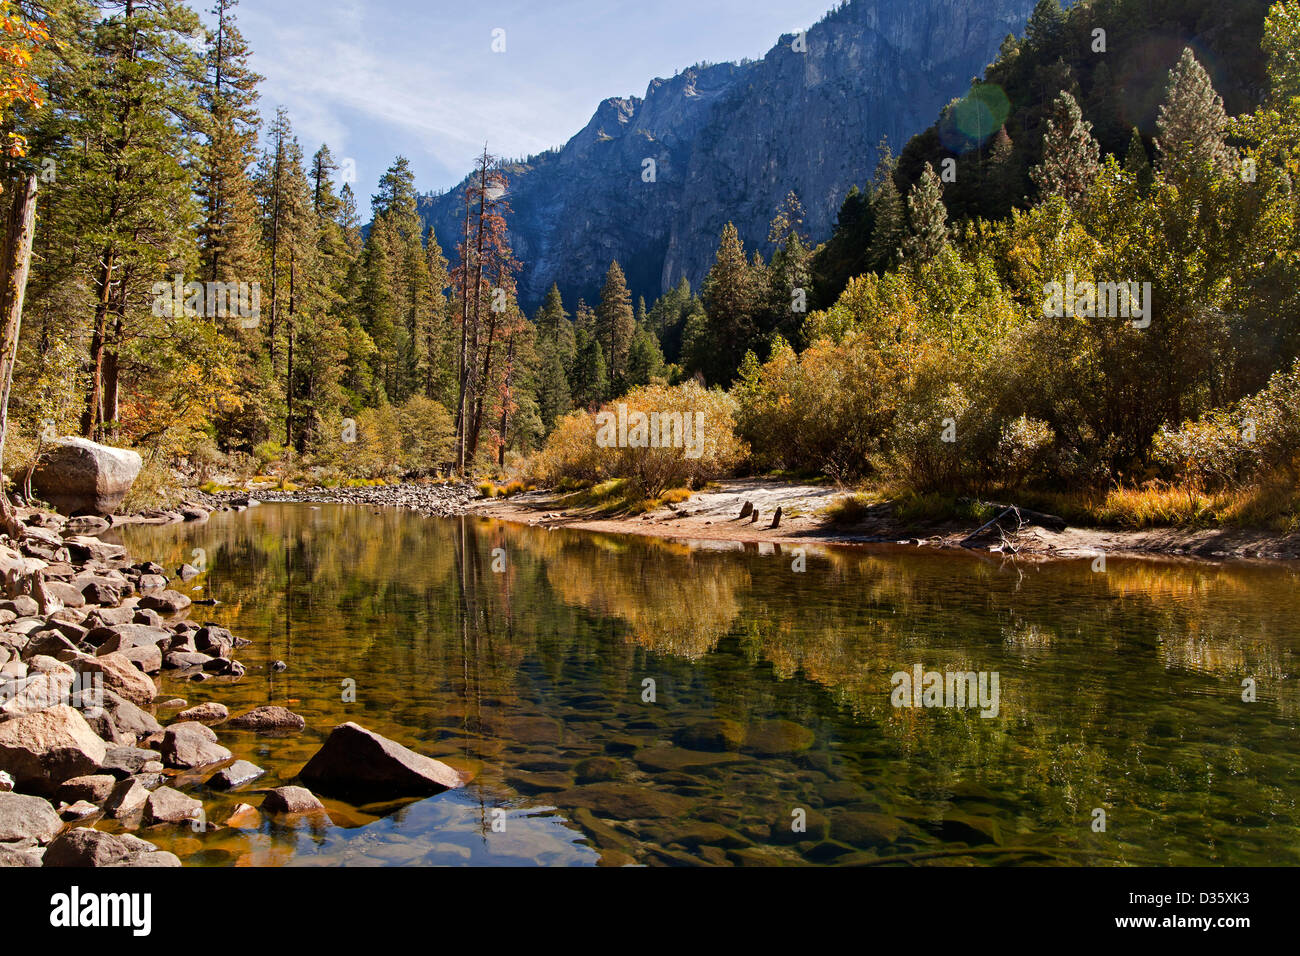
xmin=769 ymin=506 xmax=783 ymax=529
xmin=737 ymin=501 xmax=753 ymax=520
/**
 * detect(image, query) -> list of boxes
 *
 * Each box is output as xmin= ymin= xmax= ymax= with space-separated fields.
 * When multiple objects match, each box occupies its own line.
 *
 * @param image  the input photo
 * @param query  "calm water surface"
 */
xmin=110 ymin=503 xmax=1300 ymax=866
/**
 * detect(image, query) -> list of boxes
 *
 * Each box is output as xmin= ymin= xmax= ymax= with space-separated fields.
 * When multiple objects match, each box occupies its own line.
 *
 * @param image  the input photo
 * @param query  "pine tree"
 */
xmin=1024 ymin=0 xmax=1065 ymax=53
xmin=868 ymin=146 xmax=905 ymax=272
xmin=197 ymin=0 xmax=262 ymax=286
xmin=1030 ymin=91 xmax=1100 ymax=208
xmin=698 ymin=222 xmax=759 ymax=385
xmin=596 ymin=260 xmax=635 ymax=393
xmin=901 ymin=162 xmax=949 ymax=263
xmin=1155 ymin=47 xmax=1235 ymax=182
xmin=1123 ymin=127 xmax=1154 ymax=191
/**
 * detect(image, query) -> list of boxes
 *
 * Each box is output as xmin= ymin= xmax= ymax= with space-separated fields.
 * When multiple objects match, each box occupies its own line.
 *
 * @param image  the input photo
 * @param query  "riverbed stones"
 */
xmin=143 ymin=786 xmax=202 ymax=826
xmin=73 ymin=652 xmax=155 ymax=706
xmin=573 ymin=756 xmax=623 ymax=784
xmin=672 ymin=718 xmax=746 ymax=751
xmin=553 ymin=783 xmax=691 ymax=820
xmin=100 ymin=745 xmax=158 ymax=778
xmin=159 ymin=721 xmax=231 ymax=769
xmin=0 ymin=791 xmax=62 ymax=844
xmin=177 ymin=701 xmax=227 ymax=724
xmin=57 ymin=773 xmax=117 ymax=804
xmin=209 ymin=759 xmax=264 ymax=790
xmin=41 ymin=827 xmax=179 ymax=867
xmin=261 ymin=785 xmax=324 ymax=814
xmin=298 ymin=722 xmax=467 ymax=799
xmin=137 ymin=589 xmax=191 ymax=615
xmin=30 ymin=437 xmax=143 ymax=516
xmin=0 ymin=705 xmax=107 ymax=793
xmin=102 ymin=778 xmax=150 ymax=819
xmin=743 ymin=719 xmax=816 ymax=755
xmin=225 ymin=705 xmax=304 ymax=732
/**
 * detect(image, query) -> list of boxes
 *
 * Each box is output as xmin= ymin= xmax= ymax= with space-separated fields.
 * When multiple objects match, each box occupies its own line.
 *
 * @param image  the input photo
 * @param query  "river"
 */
xmin=108 ymin=503 xmax=1300 ymax=866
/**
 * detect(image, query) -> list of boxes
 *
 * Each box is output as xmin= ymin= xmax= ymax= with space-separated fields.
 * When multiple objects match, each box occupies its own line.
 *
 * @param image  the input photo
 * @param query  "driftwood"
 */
xmin=958 ymin=498 xmax=1067 ymax=549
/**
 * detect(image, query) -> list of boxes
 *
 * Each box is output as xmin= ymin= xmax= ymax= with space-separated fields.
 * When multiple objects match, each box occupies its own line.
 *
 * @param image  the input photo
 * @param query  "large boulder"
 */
xmin=159 ymin=721 xmax=230 ymax=769
xmin=0 ymin=790 xmax=62 ymax=844
xmin=298 ymin=722 xmax=468 ymax=799
xmin=0 ymin=705 xmax=107 ymax=794
xmin=41 ymin=827 xmax=180 ymax=867
xmin=30 ymin=437 xmax=142 ymax=516
xmin=72 ymin=652 xmax=155 ymax=707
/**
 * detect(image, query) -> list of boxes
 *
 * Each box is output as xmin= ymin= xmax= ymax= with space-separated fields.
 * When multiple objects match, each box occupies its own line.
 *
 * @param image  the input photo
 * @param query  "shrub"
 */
xmin=534 ymin=382 xmax=747 ymax=498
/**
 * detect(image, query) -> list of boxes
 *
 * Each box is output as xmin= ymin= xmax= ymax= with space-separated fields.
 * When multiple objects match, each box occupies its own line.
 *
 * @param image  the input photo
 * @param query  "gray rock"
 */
xmin=142 ymin=785 xmax=202 ymax=825
xmin=0 ymin=791 xmax=62 ymax=844
xmin=209 ymin=759 xmax=264 ymax=790
xmin=57 ymin=773 xmax=118 ymax=804
xmin=102 ymin=777 xmax=150 ymax=818
xmin=0 ymin=705 xmax=107 ymax=794
xmin=0 ymin=842 xmax=44 ymax=866
xmin=177 ymin=701 xmax=227 ymax=724
xmin=30 ymin=437 xmax=143 ymax=516
xmin=100 ymin=746 xmax=158 ymax=778
xmin=225 ymin=705 xmax=304 ymax=732
xmin=41 ymin=826 xmax=179 ymax=867
xmin=260 ymin=785 xmax=324 ymax=813
xmin=137 ymin=590 xmax=191 ymax=615
xmin=299 ymin=722 xmax=468 ymax=799
xmin=159 ymin=721 xmax=231 ymax=769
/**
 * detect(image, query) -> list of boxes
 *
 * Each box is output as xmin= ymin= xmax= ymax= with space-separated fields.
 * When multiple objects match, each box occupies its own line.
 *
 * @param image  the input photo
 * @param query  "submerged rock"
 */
xmin=261 ymin=785 xmax=324 ymax=813
xmin=298 ymin=722 xmax=468 ymax=799
xmin=225 ymin=705 xmax=304 ymax=732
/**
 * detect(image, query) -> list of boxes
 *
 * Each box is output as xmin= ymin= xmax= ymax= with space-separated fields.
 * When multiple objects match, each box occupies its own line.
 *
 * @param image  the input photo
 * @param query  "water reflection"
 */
xmin=111 ymin=505 xmax=1300 ymax=867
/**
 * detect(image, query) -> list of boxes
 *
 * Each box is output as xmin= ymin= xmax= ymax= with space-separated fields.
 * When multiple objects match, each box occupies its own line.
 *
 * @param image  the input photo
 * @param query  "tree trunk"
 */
xmin=0 ymin=174 xmax=39 ymax=534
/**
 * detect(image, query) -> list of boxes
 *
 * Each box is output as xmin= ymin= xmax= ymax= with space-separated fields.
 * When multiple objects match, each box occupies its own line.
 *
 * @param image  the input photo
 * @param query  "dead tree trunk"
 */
xmin=0 ymin=174 xmax=39 ymax=537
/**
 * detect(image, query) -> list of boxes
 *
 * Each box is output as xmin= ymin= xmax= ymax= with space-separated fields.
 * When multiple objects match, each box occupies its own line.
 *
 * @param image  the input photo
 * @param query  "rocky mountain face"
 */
xmin=420 ymin=0 xmax=1041 ymax=312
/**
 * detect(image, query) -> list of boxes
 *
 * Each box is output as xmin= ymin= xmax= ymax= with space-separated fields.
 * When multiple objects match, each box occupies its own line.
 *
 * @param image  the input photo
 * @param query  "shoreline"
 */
xmin=156 ymin=477 xmax=1300 ymax=563
xmin=463 ymin=479 xmax=1300 ymax=563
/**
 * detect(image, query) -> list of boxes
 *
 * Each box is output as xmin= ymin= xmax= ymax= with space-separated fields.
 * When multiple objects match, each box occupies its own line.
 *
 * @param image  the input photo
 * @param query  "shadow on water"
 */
xmin=110 ymin=503 xmax=1300 ymax=866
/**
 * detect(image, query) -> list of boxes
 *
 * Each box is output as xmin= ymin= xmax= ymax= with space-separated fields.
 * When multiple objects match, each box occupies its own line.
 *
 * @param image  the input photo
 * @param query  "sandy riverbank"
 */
xmin=466 ymin=478 xmax=1300 ymax=562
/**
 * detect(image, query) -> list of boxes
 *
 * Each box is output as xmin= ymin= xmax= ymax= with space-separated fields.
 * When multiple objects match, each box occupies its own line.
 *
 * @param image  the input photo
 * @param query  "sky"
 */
xmin=228 ymin=0 xmax=838 ymax=214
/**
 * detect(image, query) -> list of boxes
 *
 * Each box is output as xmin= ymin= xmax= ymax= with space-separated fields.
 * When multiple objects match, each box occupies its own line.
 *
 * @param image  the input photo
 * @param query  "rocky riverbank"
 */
xmin=0 ymin=500 xmax=471 ymax=867
xmin=203 ymin=480 xmax=477 ymax=519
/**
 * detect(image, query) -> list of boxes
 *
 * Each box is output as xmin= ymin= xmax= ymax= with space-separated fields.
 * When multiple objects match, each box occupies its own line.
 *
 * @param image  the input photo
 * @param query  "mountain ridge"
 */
xmin=420 ymin=0 xmax=1044 ymax=311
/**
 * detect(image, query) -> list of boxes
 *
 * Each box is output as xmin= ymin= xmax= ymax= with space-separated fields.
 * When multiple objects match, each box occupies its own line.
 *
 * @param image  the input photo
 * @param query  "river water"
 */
xmin=110 ymin=503 xmax=1300 ymax=866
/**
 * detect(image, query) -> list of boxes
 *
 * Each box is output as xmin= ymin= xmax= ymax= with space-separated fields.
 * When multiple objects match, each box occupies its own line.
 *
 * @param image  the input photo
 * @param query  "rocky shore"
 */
xmin=204 ymin=480 xmax=477 ymax=519
xmin=0 ymin=499 xmax=470 ymax=867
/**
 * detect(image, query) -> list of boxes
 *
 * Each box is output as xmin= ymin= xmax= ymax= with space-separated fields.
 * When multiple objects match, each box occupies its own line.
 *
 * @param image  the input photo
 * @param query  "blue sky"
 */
xmin=230 ymin=0 xmax=838 ymax=213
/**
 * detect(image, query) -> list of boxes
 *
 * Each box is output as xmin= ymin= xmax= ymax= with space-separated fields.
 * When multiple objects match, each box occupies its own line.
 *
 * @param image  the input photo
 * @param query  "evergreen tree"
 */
xmin=1155 ymin=47 xmax=1235 ymax=182
xmin=868 ymin=145 xmax=905 ymax=272
xmin=1030 ymin=90 xmax=1100 ymax=207
xmin=698 ymin=222 xmax=760 ymax=385
xmin=1123 ymin=127 xmax=1154 ymax=191
xmin=901 ymin=162 xmax=949 ymax=263
xmin=596 ymin=260 xmax=635 ymax=393
xmin=197 ymin=0 xmax=261 ymax=286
